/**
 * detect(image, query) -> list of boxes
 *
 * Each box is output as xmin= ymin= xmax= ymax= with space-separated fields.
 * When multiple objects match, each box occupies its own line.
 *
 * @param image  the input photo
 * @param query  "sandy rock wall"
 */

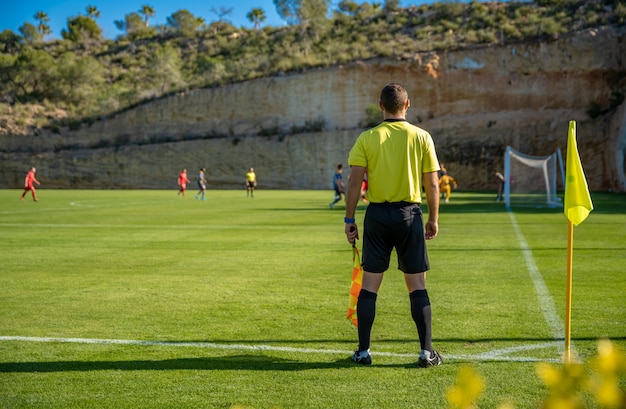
xmin=1 ymin=27 xmax=624 ymax=192
xmin=0 ymin=131 xmax=356 ymax=190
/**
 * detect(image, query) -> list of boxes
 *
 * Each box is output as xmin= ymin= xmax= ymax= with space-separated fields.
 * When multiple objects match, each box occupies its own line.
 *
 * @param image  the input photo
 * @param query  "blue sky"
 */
xmin=0 ymin=0 xmax=426 ymax=40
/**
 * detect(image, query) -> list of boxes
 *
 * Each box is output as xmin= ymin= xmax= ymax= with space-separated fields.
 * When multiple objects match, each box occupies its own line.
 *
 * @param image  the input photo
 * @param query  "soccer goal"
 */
xmin=504 ymin=146 xmax=565 ymax=208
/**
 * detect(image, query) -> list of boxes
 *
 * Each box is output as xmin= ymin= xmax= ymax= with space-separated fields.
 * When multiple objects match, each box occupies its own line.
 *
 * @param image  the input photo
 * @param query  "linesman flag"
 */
xmin=347 ymin=245 xmax=363 ymax=327
xmin=564 ymin=121 xmax=593 ymax=225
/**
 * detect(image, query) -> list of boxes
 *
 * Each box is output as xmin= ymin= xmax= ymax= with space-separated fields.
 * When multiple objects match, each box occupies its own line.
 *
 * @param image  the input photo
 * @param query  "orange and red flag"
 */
xmin=347 ymin=245 xmax=363 ymax=327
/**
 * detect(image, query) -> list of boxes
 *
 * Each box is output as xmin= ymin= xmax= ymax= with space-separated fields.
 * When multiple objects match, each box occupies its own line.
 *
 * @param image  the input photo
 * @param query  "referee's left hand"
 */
xmin=425 ymin=220 xmax=438 ymax=240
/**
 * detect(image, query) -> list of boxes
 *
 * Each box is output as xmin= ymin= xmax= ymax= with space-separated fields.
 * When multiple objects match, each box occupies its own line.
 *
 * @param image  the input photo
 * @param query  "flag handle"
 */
xmin=565 ymin=219 xmax=574 ymax=363
xmin=350 ymin=226 xmax=357 ymax=250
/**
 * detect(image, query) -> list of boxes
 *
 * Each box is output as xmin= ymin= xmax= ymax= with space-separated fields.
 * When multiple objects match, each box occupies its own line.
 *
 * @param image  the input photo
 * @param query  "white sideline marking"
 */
xmin=0 ymin=336 xmax=560 ymax=363
xmin=508 ymin=211 xmax=578 ymax=362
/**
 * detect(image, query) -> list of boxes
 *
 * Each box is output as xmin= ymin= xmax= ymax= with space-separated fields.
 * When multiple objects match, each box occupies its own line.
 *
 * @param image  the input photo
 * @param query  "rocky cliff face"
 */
xmin=1 ymin=26 xmax=624 ymax=192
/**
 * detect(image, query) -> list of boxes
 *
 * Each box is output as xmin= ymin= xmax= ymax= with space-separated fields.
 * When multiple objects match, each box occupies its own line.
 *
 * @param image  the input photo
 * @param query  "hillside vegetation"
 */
xmin=0 ymin=0 xmax=624 ymax=136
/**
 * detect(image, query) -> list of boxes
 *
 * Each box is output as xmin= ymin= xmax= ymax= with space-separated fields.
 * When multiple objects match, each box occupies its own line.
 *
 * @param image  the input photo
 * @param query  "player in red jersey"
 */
xmin=177 ymin=168 xmax=191 ymax=196
xmin=20 ymin=167 xmax=40 ymax=202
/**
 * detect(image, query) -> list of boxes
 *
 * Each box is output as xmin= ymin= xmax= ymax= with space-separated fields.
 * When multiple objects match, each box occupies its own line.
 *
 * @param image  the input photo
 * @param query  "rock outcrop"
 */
xmin=1 ymin=26 xmax=624 ymax=192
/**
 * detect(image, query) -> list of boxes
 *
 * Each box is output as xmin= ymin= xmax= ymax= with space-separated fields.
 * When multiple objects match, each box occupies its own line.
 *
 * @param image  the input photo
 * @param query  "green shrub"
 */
xmin=365 ymin=103 xmax=382 ymax=128
xmin=0 ymin=0 xmax=621 ymax=135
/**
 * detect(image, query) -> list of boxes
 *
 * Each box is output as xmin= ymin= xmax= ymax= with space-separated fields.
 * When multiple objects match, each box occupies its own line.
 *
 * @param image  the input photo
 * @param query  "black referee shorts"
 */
xmin=362 ymin=202 xmax=430 ymax=274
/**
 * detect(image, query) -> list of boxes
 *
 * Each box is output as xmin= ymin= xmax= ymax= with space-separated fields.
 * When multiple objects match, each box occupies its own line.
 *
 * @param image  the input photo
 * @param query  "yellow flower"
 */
xmin=593 ymin=339 xmax=626 ymax=376
xmin=589 ymin=340 xmax=626 ymax=408
xmin=536 ymin=362 xmax=587 ymax=409
xmin=446 ymin=365 xmax=485 ymax=409
xmin=594 ymin=379 xmax=623 ymax=408
xmin=538 ymin=340 xmax=626 ymax=409
xmin=537 ymin=363 xmax=586 ymax=391
xmin=537 ymin=363 xmax=563 ymax=389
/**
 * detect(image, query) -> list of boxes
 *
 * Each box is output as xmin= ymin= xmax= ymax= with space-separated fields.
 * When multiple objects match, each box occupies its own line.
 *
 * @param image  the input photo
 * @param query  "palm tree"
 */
xmin=210 ymin=6 xmax=233 ymax=24
xmin=139 ymin=5 xmax=155 ymax=27
xmin=86 ymin=5 xmax=101 ymax=19
xmin=34 ymin=11 xmax=51 ymax=40
xmin=246 ymin=8 xmax=266 ymax=30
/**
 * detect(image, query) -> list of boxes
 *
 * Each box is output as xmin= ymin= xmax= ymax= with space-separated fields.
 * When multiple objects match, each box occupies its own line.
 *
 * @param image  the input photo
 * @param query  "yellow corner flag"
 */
xmin=563 ymin=120 xmax=594 ymax=363
xmin=564 ymin=121 xmax=593 ymax=225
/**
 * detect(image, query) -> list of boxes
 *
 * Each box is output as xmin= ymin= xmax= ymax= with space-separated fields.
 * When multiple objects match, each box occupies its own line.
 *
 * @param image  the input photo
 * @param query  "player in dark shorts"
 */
xmin=245 ymin=167 xmax=257 ymax=198
xmin=329 ymin=164 xmax=345 ymax=209
xmin=344 ymin=83 xmax=443 ymax=368
xmin=196 ymin=168 xmax=207 ymax=201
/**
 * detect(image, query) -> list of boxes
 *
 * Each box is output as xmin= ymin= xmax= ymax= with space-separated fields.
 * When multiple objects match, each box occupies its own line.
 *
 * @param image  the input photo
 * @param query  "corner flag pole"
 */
xmin=565 ymin=219 xmax=574 ymax=362
xmin=563 ymin=120 xmax=594 ymax=363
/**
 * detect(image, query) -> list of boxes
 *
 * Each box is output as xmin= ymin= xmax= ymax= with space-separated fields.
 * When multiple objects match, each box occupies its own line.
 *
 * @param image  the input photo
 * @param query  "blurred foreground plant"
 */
xmin=446 ymin=365 xmax=485 ymax=409
xmin=447 ymin=339 xmax=626 ymax=409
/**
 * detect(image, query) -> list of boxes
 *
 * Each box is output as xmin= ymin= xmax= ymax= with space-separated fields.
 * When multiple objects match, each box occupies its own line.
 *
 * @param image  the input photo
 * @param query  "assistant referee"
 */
xmin=344 ymin=83 xmax=443 ymax=368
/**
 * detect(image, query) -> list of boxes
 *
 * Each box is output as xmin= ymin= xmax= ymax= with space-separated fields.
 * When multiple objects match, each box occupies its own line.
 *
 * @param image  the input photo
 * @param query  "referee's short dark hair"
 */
xmin=380 ymin=83 xmax=408 ymax=114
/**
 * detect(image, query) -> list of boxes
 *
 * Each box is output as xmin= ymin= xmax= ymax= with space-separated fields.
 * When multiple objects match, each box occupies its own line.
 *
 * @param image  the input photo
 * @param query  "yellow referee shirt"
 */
xmin=348 ymin=120 xmax=440 ymax=203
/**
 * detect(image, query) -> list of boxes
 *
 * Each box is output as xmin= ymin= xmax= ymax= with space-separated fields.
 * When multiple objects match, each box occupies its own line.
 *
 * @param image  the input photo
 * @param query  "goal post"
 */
xmin=504 ymin=146 xmax=565 ymax=209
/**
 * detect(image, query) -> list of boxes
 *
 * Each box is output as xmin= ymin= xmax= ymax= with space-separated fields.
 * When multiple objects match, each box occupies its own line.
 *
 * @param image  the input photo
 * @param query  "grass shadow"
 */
xmin=0 ymin=355 xmax=383 ymax=373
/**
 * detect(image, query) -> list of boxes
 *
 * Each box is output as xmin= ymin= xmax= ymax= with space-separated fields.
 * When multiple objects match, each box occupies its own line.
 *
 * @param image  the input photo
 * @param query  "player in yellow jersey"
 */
xmin=438 ymin=171 xmax=457 ymax=203
xmin=344 ymin=83 xmax=443 ymax=368
xmin=245 ymin=167 xmax=257 ymax=198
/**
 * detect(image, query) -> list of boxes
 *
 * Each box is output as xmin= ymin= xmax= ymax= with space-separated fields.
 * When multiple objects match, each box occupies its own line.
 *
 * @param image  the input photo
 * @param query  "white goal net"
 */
xmin=504 ymin=146 xmax=564 ymax=208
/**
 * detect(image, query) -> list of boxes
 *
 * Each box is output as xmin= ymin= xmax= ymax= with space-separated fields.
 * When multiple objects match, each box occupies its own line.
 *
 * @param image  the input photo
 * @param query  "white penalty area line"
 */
xmin=0 ymin=336 xmax=561 ymax=363
xmin=508 ymin=211 xmax=578 ymax=362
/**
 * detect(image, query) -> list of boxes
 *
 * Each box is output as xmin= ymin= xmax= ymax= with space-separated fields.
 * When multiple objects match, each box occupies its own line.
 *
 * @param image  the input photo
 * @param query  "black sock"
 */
xmin=410 ymin=289 xmax=432 ymax=352
xmin=357 ymin=289 xmax=377 ymax=351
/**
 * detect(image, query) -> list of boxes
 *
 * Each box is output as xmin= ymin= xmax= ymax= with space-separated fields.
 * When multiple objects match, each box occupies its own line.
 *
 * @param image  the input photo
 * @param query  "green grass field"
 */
xmin=1 ymin=189 xmax=624 ymax=408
